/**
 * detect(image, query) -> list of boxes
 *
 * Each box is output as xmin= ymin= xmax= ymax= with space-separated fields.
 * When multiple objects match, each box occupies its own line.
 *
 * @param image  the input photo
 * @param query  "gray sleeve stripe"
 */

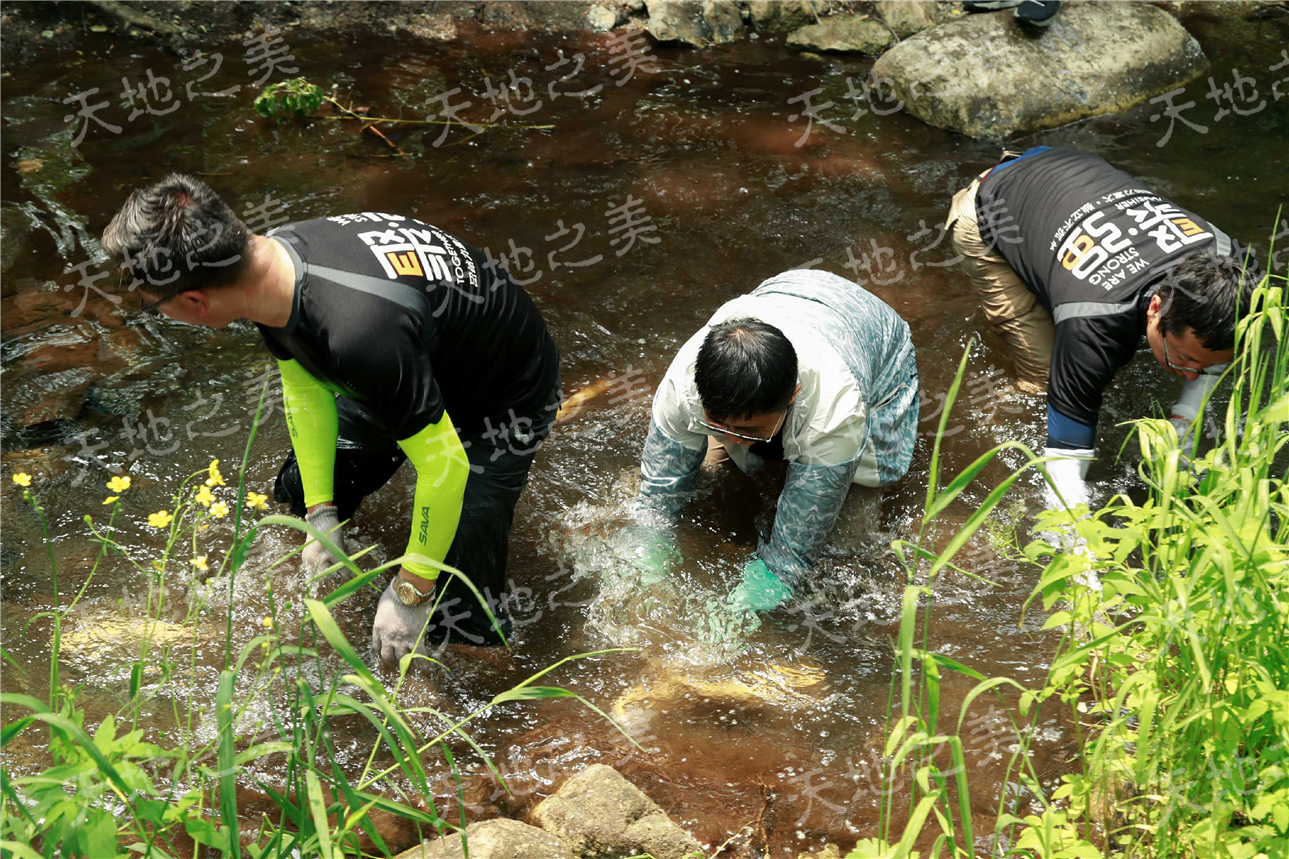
xmin=1052 ymin=300 xmax=1137 ymax=325
xmin=309 ymin=264 xmax=429 ymax=316
xmin=1211 ymin=226 xmax=1233 ymax=258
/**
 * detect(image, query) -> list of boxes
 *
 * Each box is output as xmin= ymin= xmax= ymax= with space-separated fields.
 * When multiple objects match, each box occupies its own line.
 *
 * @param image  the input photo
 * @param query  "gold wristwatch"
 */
xmin=394 ymin=576 xmax=434 ymax=606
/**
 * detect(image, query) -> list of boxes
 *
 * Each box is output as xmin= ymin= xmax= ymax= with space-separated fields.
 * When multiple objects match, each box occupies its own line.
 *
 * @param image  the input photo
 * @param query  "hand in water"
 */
xmin=302 ymin=504 xmax=350 ymax=592
xmin=728 ymin=559 xmax=792 ymax=612
xmin=606 ymin=524 xmax=680 ymax=587
xmin=371 ymin=578 xmax=435 ymax=667
xmin=592 ymin=525 xmax=687 ymax=643
xmin=701 ymin=559 xmax=791 ymax=650
xmin=701 ymin=599 xmax=764 ymax=649
xmin=603 ymin=577 xmax=686 ymax=635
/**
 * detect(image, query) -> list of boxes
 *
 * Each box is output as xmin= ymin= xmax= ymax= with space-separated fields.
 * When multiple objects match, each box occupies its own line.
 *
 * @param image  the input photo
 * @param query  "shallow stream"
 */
xmin=2 ymin=11 xmax=1287 ymax=855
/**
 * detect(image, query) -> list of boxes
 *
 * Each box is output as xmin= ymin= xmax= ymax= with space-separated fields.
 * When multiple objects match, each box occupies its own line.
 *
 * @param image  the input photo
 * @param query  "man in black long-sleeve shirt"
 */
xmin=945 ymin=146 xmax=1262 ymax=507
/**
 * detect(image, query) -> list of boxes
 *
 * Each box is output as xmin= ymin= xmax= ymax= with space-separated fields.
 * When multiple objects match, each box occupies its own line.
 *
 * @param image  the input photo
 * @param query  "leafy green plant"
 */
xmin=854 ymin=241 xmax=1285 ymax=859
xmin=246 ymin=76 xmax=553 ymax=155
xmin=253 ymin=77 xmax=325 ymax=120
xmin=846 ymin=340 xmax=1061 ymax=859
xmin=1023 ymin=272 xmax=1288 ymax=857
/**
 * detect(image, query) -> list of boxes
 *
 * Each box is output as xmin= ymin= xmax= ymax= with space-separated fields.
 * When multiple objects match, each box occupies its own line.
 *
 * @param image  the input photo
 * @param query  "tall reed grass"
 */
xmin=850 ymin=261 xmax=1286 ymax=858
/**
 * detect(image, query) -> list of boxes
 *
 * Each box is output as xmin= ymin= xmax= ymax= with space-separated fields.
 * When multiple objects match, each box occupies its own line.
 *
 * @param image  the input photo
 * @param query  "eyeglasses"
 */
xmin=695 ymin=409 xmax=788 ymax=445
xmin=1161 ymin=334 xmax=1220 ymax=376
xmin=140 ymin=292 xmax=178 ymax=315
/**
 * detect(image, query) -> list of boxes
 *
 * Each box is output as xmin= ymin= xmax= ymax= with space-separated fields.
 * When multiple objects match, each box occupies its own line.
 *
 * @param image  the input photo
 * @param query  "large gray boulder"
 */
xmin=531 ymin=764 xmax=703 ymax=859
xmin=786 ymin=14 xmax=894 ymax=53
xmin=871 ymin=1 xmax=1209 ymax=138
xmin=644 ymin=0 xmax=746 ymax=45
xmin=394 ymin=819 xmax=574 ymax=859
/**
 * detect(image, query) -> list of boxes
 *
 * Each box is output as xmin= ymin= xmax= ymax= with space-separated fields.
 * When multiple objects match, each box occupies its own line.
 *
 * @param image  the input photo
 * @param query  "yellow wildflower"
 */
xmin=103 ymin=496 xmax=120 ymax=505
xmin=12 ymin=473 xmax=31 ymax=487
xmin=261 ymin=616 xmax=274 ymax=629
xmin=194 ymin=485 xmax=214 ymax=507
xmin=147 ymin=510 xmax=173 ymax=529
xmin=245 ymin=491 xmax=268 ymax=511
xmin=191 ymin=556 xmax=209 ymax=571
xmin=106 ymin=475 xmax=131 ymax=494
xmin=209 ymin=501 xmax=230 ymax=519
xmin=205 ymin=459 xmax=225 ymax=487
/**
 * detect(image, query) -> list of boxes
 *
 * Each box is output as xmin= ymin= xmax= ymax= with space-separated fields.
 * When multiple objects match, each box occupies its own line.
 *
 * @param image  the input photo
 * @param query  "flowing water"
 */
xmin=2 ymin=11 xmax=1287 ymax=855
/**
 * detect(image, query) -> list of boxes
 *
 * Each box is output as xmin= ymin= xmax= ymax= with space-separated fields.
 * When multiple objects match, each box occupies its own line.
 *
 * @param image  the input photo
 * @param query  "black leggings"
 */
xmin=274 ymin=399 xmax=540 ymax=646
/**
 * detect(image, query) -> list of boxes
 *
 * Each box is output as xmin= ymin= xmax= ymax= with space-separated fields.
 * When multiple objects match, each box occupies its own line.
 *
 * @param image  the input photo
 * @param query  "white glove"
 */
xmin=1169 ymin=415 xmax=1194 ymax=446
xmin=1169 ymin=369 xmax=1223 ymax=449
xmin=371 ymin=578 xmax=436 ymax=666
xmin=1041 ymin=446 xmax=1094 ymax=511
xmin=1037 ymin=448 xmax=1100 ymax=571
xmin=302 ymin=504 xmax=349 ymax=577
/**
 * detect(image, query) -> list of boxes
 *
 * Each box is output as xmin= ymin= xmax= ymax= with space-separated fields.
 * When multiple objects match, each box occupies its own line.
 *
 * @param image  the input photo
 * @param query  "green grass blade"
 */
xmin=924 ymin=344 xmax=974 ymax=515
xmin=305 ymin=770 xmax=337 ymax=859
xmin=216 ymin=670 xmax=242 ymax=859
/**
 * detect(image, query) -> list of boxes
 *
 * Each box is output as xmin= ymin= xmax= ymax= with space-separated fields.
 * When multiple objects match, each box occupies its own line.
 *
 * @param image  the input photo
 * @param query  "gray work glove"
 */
xmin=371 ymin=578 xmax=436 ymax=667
xmin=302 ymin=504 xmax=349 ymax=580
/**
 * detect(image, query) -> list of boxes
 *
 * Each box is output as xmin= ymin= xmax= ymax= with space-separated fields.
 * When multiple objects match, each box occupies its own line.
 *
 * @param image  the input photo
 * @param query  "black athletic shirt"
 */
xmin=975 ymin=147 xmax=1239 ymax=447
xmin=257 ymin=213 xmax=560 ymax=441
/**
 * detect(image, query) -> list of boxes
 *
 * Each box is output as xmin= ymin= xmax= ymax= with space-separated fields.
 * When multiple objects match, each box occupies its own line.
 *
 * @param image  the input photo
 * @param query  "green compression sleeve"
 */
xmin=396 ymin=411 xmax=468 ymax=582
xmin=277 ymin=359 xmax=339 ymax=509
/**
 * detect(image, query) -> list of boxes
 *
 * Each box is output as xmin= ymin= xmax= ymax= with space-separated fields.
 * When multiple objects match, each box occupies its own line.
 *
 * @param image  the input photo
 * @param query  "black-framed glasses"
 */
xmin=695 ymin=409 xmax=788 ymax=445
xmin=1162 ymin=335 xmax=1221 ymax=377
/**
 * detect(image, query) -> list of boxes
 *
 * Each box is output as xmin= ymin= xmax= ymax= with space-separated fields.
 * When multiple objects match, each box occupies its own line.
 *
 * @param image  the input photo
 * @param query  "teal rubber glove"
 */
xmin=633 ymin=536 xmax=676 ymax=587
xmin=609 ymin=525 xmax=679 ymax=587
xmin=727 ymin=558 xmax=792 ymax=613
xmin=702 ymin=559 xmax=791 ymax=649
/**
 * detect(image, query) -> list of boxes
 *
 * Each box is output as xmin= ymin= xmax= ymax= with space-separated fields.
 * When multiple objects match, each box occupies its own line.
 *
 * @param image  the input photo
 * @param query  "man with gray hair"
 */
xmin=101 ymin=174 xmax=561 ymax=666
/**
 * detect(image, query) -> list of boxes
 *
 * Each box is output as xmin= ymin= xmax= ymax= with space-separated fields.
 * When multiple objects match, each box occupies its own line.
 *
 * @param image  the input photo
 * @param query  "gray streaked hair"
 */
xmin=101 ymin=173 xmax=250 ymax=298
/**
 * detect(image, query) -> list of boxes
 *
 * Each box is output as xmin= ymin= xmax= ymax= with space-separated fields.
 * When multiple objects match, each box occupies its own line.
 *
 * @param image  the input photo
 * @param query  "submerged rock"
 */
xmin=870 ymin=2 xmax=1209 ymax=138
xmin=798 ymin=846 xmax=844 ymax=859
xmin=1 ymin=204 xmax=30 ymax=275
xmin=612 ymin=660 xmax=829 ymax=728
xmin=6 ymin=368 xmax=93 ymax=426
xmin=394 ymin=818 xmax=573 ymax=859
xmin=57 ymin=613 xmax=212 ymax=672
xmin=644 ymin=0 xmax=747 ymax=45
xmin=532 ymin=764 xmax=703 ymax=859
xmin=786 ymin=15 xmax=894 ymax=54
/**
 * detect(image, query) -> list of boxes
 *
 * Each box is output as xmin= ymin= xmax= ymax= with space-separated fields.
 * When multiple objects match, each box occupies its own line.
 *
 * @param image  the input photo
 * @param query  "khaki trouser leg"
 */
xmin=947 ymin=175 xmax=1054 ymax=393
xmin=704 ymin=435 xmax=731 ymax=465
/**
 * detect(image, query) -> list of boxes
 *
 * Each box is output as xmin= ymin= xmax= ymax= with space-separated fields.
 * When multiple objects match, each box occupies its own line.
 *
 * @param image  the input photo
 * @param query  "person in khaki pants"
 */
xmin=946 ymin=157 xmax=1053 ymax=394
xmin=946 ymin=146 xmax=1262 ymax=510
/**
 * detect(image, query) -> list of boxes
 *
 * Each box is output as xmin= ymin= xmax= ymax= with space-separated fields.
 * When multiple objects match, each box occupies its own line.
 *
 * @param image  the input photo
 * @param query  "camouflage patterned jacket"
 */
xmin=636 ymin=270 xmax=919 ymax=591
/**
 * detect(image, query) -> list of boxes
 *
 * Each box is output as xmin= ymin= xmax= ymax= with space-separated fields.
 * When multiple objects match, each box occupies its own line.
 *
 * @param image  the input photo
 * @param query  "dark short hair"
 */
xmin=101 ymin=173 xmax=250 ymax=299
xmin=1156 ymin=249 xmax=1264 ymax=352
xmin=695 ymin=318 xmax=798 ymax=421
